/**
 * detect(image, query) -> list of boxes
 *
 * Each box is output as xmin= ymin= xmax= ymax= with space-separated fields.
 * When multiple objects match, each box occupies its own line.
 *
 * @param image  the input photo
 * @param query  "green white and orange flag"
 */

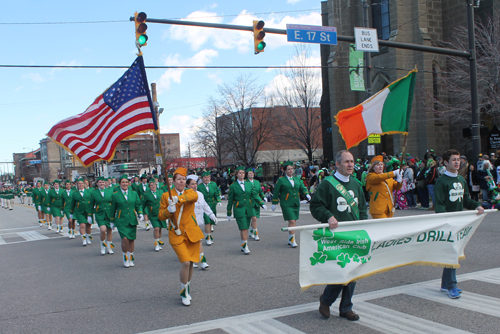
xmin=335 ymin=69 xmax=417 ymax=149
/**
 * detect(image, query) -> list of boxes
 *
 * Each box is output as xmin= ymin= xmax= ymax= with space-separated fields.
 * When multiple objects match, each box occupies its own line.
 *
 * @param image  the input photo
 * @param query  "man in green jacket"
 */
xmin=198 ymin=171 xmax=221 ymax=245
xmin=311 ymin=150 xmax=366 ymax=322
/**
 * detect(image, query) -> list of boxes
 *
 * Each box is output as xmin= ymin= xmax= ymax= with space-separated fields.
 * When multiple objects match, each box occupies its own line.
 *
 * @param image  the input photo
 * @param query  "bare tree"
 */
xmin=270 ymin=45 xmax=322 ymax=163
xmin=217 ymin=74 xmax=276 ymax=165
xmin=192 ymin=97 xmax=231 ymax=167
xmin=424 ymin=12 xmax=500 ymax=124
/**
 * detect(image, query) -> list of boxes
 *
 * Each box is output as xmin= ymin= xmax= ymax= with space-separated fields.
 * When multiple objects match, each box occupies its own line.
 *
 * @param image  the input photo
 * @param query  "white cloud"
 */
xmin=287 ymin=0 xmax=302 ymax=3
xmin=207 ymin=72 xmax=223 ymax=85
xmin=160 ymin=114 xmax=199 ymax=155
xmin=23 ymin=72 xmax=49 ymax=83
xmin=156 ymin=49 xmax=218 ymax=93
xmin=165 ymin=9 xmax=321 ymax=54
xmin=14 ymin=86 xmax=24 ymax=92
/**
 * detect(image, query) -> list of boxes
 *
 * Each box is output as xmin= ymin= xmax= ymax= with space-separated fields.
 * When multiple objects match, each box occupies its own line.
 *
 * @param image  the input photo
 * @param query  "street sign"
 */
xmin=367 ymin=145 xmax=375 ymax=156
xmin=354 ymin=27 xmax=379 ymax=52
xmin=155 ymin=154 xmax=163 ymax=165
xmin=368 ymin=134 xmax=381 ymax=144
xmin=29 ymin=160 xmax=41 ymax=165
xmin=286 ymin=24 xmax=337 ymax=45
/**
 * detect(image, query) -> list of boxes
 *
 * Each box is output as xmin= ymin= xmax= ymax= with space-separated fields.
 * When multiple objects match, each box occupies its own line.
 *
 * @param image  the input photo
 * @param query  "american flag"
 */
xmin=47 ymin=56 xmax=158 ymax=167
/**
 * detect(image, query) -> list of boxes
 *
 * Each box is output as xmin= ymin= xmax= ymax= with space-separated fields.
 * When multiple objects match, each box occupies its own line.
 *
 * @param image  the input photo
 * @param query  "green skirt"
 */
xmin=117 ymin=223 xmax=137 ymax=240
xmin=74 ymin=212 xmax=90 ymax=225
xmin=42 ymin=205 xmax=50 ymax=214
xmin=150 ymin=217 xmax=167 ymax=229
xmin=235 ymin=216 xmax=251 ymax=230
xmin=50 ymin=206 xmax=63 ymax=217
xmin=248 ymin=206 xmax=261 ymax=218
xmin=96 ymin=218 xmax=111 ymax=228
xmin=64 ymin=211 xmax=72 ymax=220
xmin=282 ymin=206 xmax=299 ymax=221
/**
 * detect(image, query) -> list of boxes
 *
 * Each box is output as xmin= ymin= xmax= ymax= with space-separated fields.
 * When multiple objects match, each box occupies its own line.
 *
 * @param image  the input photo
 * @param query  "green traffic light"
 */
xmin=257 ymin=41 xmax=266 ymax=51
xmin=138 ymin=34 xmax=148 ymax=45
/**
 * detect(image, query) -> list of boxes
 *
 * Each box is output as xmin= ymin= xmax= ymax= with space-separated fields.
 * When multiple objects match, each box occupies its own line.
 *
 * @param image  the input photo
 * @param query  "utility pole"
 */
xmin=362 ymin=0 xmax=373 ymax=98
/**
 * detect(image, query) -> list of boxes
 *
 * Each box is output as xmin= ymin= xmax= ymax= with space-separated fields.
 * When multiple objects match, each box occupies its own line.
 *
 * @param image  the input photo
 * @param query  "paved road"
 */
xmin=0 ymin=201 xmax=499 ymax=334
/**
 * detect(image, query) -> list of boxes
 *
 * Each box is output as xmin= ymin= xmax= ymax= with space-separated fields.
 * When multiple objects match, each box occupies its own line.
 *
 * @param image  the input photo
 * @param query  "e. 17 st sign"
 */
xmin=286 ymin=24 xmax=337 ymax=45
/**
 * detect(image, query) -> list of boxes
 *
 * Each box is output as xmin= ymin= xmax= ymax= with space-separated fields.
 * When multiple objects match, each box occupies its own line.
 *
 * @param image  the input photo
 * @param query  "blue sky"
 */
xmin=1 ymin=0 xmax=322 ymax=173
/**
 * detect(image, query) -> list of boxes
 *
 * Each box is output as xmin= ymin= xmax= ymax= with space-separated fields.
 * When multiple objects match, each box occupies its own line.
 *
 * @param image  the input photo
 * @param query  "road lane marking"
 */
xmin=17 ymin=231 xmax=50 ymax=241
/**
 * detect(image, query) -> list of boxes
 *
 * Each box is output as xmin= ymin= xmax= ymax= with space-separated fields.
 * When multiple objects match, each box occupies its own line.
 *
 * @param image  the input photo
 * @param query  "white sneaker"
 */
xmin=206 ymin=235 xmax=213 ymax=246
xmin=82 ymin=236 xmax=87 ymax=246
xmin=181 ymin=296 xmax=190 ymax=306
xmin=249 ymin=230 xmax=255 ymax=239
xmin=201 ymin=262 xmax=209 ymax=270
xmin=87 ymin=235 xmax=92 ymax=245
xmin=254 ymin=234 xmax=260 ymax=241
xmin=100 ymin=242 xmax=106 ymax=255
xmin=241 ymin=242 xmax=250 ymax=255
xmin=192 ymin=263 xmax=199 ymax=268
xmin=155 ymin=243 xmax=161 ymax=252
xmin=288 ymin=235 xmax=298 ymax=248
xmin=129 ymin=254 xmax=135 ymax=267
xmin=145 ymin=223 xmax=151 ymax=231
xmin=39 ymin=223 xmax=43 ymax=227
xmin=48 ymin=224 xmax=52 ymax=231
xmin=107 ymin=243 xmax=114 ymax=254
xmin=123 ymin=254 xmax=130 ymax=268
xmin=211 ymin=226 xmax=214 ymax=232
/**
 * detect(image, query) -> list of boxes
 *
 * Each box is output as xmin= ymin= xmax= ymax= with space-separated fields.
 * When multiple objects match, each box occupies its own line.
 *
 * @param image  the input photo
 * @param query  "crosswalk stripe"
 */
xmin=17 ymin=231 xmax=50 ymax=241
xmin=223 ymin=319 xmax=305 ymax=334
xmin=406 ymin=287 xmax=500 ymax=318
xmin=355 ymin=301 xmax=472 ymax=334
xmin=0 ymin=235 xmax=6 ymax=244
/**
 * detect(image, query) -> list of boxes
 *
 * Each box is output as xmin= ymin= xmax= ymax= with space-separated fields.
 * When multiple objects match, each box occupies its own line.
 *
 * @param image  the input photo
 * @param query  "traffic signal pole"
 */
xmin=134 ymin=0 xmax=481 ymax=158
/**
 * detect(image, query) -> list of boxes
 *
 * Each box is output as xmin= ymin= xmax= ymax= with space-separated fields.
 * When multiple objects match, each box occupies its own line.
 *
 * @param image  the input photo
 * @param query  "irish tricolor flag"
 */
xmin=335 ymin=69 xmax=417 ymax=149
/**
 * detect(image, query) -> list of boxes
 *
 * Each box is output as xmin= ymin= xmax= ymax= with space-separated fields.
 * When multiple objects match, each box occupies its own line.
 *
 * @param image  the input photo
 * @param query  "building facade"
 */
xmin=321 ymin=0 xmax=497 ymax=160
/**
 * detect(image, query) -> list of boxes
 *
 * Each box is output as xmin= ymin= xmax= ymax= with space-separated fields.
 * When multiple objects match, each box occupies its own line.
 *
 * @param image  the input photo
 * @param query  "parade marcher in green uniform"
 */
xmin=109 ymin=175 xmax=144 ymax=268
xmin=25 ymin=185 xmax=33 ymax=206
xmin=141 ymin=179 xmax=166 ymax=251
xmin=131 ymin=175 xmax=141 ymax=193
xmin=312 ymin=150 xmax=366 ymax=322
xmin=39 ymin=182 xmax=52 ymax=230
xmin=62 ymin=180 xmax=75 ymax=238
xmin=5 ymin=186 xmax=14 ymax=210
xmin=154 ymin=174 xmax=164 ymax=190
xmin=33 ymin=181 xmax=45 ymax=227
xmin=160 ymin=174 xmax=174 ymax=192
xmin=48 ymin=180 xmax=64 ymax=233
xmin=271 ymin=161 xmax=311 ymax=248
xmin=227 ymin=166 xmax=267 ymax=254
xmin=70 ymin=179 xmax=94 ymax=246
xmin=198 ymin=171 xmax=221 ymax=245
xmin=255 ymin=164 xmax=264 ymax=182
xmin=137 ymin=174 xmax=151 ymax=231
xmin=435 ymin=149 xmax=485 ymax=299
xmin=246 ymin=167 xmax=267 ymax=241
xmin=90 ymin=177 xmax=115 ymax=255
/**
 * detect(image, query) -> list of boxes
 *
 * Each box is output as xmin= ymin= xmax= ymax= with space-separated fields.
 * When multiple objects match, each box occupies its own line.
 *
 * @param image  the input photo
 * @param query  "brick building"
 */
xmin=320 ymin=0 xmax=497 ymax=160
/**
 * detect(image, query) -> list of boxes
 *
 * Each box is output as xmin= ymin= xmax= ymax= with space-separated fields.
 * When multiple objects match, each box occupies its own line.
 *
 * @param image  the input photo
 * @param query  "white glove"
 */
xmin=47 ymin=207 xmax=51 ymax=211
xmin=168 ymin=205 xmax=176 ymax=213
xmin=38 ymin=205 xmax=41 ymax=210
xmin=210 ymin=215 xmax=217 ymax=224
xmin=138 ymin=214 xmax=144 ymax=221
xmin=69 ymin=214 xmax=73 ymax=219
xmin=264 ymin=197 xmax=268 ymax=202
xmin=271 ymin=204 xmax=276 ymax=211
xmin=174 ymin=228 xmax=182 ymax=236
xmin=227 ymin=216 xmax=232 ymax=221
xmin=217 ymin=202 xmax=222 ymax=207
xmin=262 ymin=205 xmax=267 ymax=211
xmin=168 ymin=196 xmax=179 ymax=206
xmin=110 ymin=222 xmax=114 ymax=229
xmin=87 ymin=217 xmax=92 ymax=224
xmin=306 ymin=194 xmax=311 ymax=201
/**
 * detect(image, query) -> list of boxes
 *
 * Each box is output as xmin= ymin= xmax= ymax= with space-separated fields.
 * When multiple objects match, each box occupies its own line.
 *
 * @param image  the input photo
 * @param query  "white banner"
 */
xmin=299 ymin=210 xmax=495 ymax=289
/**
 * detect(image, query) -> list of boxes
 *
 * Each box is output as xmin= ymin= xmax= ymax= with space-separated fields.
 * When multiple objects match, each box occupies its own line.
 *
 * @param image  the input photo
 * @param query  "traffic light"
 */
xmin=134 ymin=12 xmax=148 ymax=47
xmin=253 ymin=20 xmax=266 ymax=54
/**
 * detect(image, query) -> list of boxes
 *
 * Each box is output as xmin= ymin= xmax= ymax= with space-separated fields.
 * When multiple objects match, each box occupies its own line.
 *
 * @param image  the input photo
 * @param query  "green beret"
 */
xmin=53 ymin=180 xmax=61 ymax=184
xmin=153 ymin=175 xmax=158 ymax=179
xmin=283 ymin=161 xmax=293 ymax=167
xmin=64 ymin=180 xmax=72 ymax=184
xmin=168 ymin=174 xmax=173 ymax=178
xmin=119 ymin=174 xmax=129 ymax=180
xmin=201 ymin=171 xmax=211 ymax=177
xmin=148 ymin=179 xmax=156 ymax=184
xmin=235 ymin=166 xmax=245 ymax=172
xmin=140 ymin=174 xmax=148 ymax=179
xmin=43 ymin=181 xmax=50 ymax=185
xmin=245 ymin=167 xmax=253 ymax=173
xmin=36 ymin=180 xmax=42 ymax=184
xmin=97 ymin=177 xmax=106 ymax=181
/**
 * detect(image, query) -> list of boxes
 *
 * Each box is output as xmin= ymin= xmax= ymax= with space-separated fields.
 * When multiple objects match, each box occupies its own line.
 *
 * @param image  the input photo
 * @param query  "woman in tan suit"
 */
xmin=366 ymin=156 xmax=403 ymax=219
xmin=159 ymin=167 xmax=204 ymax=306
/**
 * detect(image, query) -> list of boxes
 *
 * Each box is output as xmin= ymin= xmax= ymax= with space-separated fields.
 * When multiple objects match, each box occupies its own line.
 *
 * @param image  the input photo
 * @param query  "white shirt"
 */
xmin=286 ymin=175 xmax=295 ymax=187
xmin=444 ymin=170 xmax=458 ymax=178
xmin=334 ymin=171 xmax=350 ymax=182
xmin=122 ymin=189 xmax=128 ymax=201
xmin=238 ymin=180 xmax=245 ymax=191
xmin=194 ymin=191 xmax=214 ymax=228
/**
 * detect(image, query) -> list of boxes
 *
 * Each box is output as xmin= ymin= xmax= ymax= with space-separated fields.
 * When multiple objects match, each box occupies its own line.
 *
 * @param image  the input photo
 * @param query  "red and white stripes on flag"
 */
xmin=47 ymin=56 xmax=158 ymax=167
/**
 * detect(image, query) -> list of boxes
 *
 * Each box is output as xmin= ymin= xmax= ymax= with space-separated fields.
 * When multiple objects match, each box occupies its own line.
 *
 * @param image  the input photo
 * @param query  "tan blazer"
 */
xmin=366 ymin=172 xmax=402 ymax=215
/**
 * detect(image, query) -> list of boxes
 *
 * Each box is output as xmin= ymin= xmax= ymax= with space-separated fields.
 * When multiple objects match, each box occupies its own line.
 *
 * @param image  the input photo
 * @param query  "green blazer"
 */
xmin=62 ymin=189 xmax=73 ymax=214
xmin=110 ymin=189 xmax=143 ymax=227
xmin=136 ymin=182 xmax=150 ymax=200
xmin=198 ymin=181 xmax=221 ymax=207
xmin=90 ymin=187 xmax=114 ymax=222
xmin=248 ymin=179 xmax=265 ymax=208
xmin=33 ymin=187 xmax=43 ymax=206
xmin=48 ymin=188 xmax=64 ymax=208
xmin=226 ymin=180 xmax=264 ymax=218
xmin=39 ymin=189 xmax=50 ymax=207
xmin=70 ymin=189 xmax=93 ymax=224
xmin=141 ymin=189 xmax=165 ymax=222
xmin=272 ymin=176 xmax=309 ymax=207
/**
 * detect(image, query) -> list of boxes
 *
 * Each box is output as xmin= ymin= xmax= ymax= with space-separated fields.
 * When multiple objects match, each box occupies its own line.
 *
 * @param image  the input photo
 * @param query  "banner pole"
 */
xmin=281 ymin=209 xmax=497 ymax=231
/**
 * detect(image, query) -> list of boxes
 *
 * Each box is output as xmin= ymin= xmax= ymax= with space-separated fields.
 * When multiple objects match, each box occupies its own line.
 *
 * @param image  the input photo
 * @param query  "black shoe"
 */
xmin=339 ymin=311 xmax=360 ymax=321
xmin=319 ymin=295 xmax=330 ymax=318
